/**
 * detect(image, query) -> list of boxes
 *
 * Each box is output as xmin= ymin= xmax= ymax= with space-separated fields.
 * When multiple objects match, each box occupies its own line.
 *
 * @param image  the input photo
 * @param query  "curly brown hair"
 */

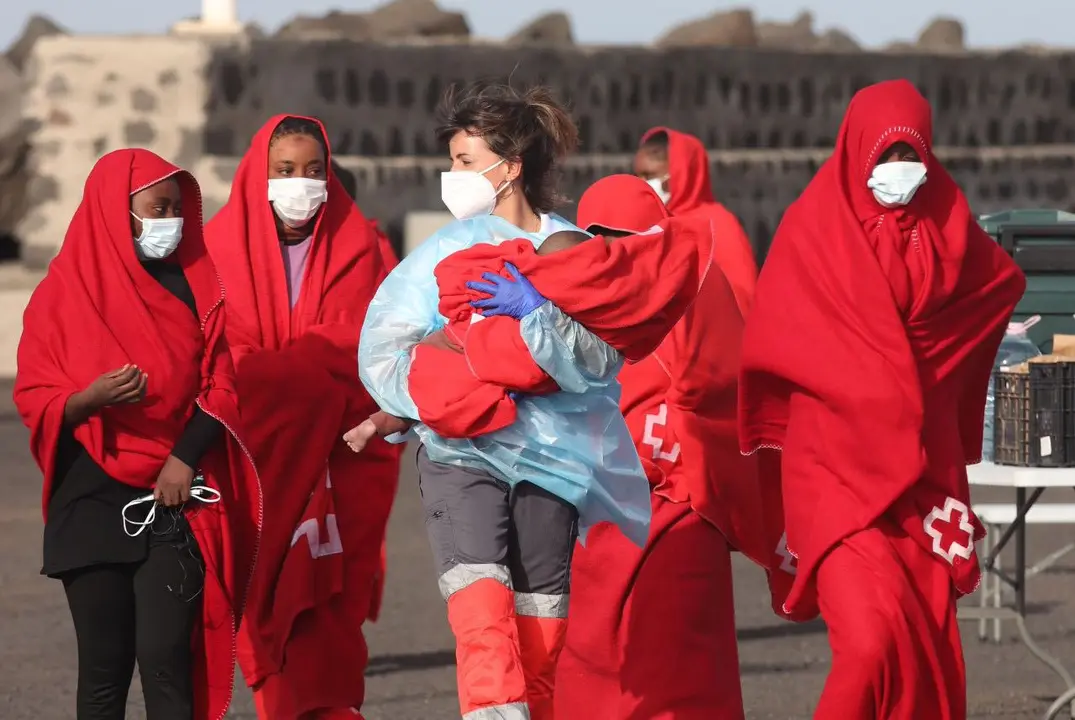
xmin=435 ymin=81 xmax=579 ymax=214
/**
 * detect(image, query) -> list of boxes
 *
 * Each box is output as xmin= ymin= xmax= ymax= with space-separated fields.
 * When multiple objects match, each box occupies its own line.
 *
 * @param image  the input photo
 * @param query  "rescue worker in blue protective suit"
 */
xmin=353 ymin=82 xmax=650 ymax=720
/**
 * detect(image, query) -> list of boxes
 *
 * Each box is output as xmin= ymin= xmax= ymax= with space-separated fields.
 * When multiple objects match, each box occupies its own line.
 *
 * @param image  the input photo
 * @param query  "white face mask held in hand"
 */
xmin=121 ymin=484 xmax=222 ymax=537
xmin=867 ymin=161 xmax=927 ymax=208
xmin=441 ymin=159 xmax=508 ymax=221
xmin=646 ymin=176 xmax=671 ymax=205
xmin=268 ymin=177 xmax=328 ymax=227
xmin=132 ymin=214 xmax=184 ymax=261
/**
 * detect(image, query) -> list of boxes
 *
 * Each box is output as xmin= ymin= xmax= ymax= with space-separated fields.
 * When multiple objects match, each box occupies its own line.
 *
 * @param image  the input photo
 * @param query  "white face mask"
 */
xmin=268 ymin=178 xmax=328 ymax=228
xmin=441 ymin=159 xmax=508 ymax=221
xmin=867 ymin=161 xmax=927 ymax=208
xmin=122 ymin=483 xmax=221 ymax=537
xmin=646 ymin=176 xmax=671 ymax=205
xmin=132 ymin=213 xmax=184 ymax=261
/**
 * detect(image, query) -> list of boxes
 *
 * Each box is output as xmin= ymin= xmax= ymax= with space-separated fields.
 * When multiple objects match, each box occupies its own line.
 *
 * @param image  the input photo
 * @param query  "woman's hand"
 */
xmin=64 ymin=364 xmax=148 ymax=425
xmin=85 ymin=364 xmax=147 ymax=407
xmin=154 ymin=454 xmax=194 ymax=507
xmin=467 ymin=263 xmax=548 ymax=320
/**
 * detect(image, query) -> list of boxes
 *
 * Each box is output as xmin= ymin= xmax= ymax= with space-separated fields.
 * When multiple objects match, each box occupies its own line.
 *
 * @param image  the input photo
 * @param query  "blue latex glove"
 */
xmin=467 ymin=262 xmax=548 ymax=319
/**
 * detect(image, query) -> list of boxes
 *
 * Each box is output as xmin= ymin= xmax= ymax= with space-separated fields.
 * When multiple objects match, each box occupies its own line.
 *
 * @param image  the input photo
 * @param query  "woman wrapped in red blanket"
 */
xmin=14 ymin=148 xmax=261 ymax=720
xmin=738 ymin=80 xmax=1025 ymax=719
xmin=204 ymin=115 xmax=397 ymax=720
xmin=553 ymin=174 xmax=795 ymax=720
xmin=634 ymin=127 xmax=757 ymax=315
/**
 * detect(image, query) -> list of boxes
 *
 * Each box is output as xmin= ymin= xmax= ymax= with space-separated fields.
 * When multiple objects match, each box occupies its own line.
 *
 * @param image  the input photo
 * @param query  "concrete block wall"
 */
xmin=16 ymin=34 xmax=1075 ymax=266
xmin=18 ymin=36 xmax=214 ymax=268
xmin=202 ymin=41 xmax=1075 ymax=157
xmin=194 ymin=146 xmax=1075 ymax=259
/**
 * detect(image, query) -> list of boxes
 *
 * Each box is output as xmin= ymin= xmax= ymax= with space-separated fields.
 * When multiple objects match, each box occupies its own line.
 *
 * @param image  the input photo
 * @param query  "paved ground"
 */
xmin=2 ymin=379 xmax=1075 ymax=719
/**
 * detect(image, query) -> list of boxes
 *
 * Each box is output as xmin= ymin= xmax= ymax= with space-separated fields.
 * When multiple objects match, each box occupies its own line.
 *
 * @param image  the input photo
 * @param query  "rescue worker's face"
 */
xmin=447 ymin=131 xmax=516 ymax=192
xmin=633 ymin=149 xmax=670 ymax=194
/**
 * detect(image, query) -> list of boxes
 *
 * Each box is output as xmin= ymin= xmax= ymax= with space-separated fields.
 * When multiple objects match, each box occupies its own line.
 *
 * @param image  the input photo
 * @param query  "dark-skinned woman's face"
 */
xmin=867 ymin=141 xmax=927 ymax=208
xmin=267 ymin=132 xmax=329 ymax=241
xmin=268 ymin=134 xmax=327 ymax=181
xmin=876 ymin=141 xmax=920 ymax=165
xmin=129 ymin=178 xmax=181 ymax=239
xmin=129 ymin=177 xmax=185 ymax=260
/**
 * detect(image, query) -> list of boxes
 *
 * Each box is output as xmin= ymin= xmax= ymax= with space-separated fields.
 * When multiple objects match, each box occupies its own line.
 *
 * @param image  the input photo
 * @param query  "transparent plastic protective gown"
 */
xmin=357 ymin=214 xmax=651 ymax=546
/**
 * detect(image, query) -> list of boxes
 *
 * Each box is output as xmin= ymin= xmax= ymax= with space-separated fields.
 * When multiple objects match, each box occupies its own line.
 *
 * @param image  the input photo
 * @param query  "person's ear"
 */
xmin=504 ymin=157 xmax=523 ymax=184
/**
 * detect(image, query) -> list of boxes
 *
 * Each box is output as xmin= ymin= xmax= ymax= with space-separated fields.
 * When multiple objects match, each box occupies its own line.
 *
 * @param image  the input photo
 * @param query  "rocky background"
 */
xmin=0 ymin=1 xmax=1035 ymax=260
xmin=266 ymin=1 xmax=972 ymax=53
xmin=0 ymin=16 xmax=65 ymax=258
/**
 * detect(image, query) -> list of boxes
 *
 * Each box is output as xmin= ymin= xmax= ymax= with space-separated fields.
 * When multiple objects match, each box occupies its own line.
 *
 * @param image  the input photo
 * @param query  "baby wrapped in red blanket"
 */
xmin=344 ymin=218 xmax=711 ymax=449
xmin=345 ymin=232 xmax=578 ymax=449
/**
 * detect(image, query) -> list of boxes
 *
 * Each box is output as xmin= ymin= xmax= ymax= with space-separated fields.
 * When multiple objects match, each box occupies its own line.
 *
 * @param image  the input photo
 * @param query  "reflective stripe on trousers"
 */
xmin=441 ymin=571 xmax=570 ymax=619
xmin=514 ymin=591 xmax=569 ymax=619
xmin=462 ymin=702 xmax=531 ymax=719
xmin=440 ymin=562 xmax=512 ymax=600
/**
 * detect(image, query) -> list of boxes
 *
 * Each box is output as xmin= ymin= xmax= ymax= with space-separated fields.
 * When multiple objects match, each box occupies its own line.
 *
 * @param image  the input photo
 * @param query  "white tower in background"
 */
xmin=172 ymin=0 xmax=244 ymax=35
xmin=202 ymin=0 xmax=238 ymax=28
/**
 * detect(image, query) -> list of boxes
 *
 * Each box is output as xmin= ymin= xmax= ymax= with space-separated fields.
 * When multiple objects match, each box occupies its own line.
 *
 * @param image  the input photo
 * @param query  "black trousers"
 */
xmin=60 ymin=538 xmax=204 ymax=720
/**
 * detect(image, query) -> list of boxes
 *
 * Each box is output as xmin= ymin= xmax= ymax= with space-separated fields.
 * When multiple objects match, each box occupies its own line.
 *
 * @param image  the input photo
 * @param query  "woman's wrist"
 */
xmin=62 ymin=389 xmax=95 ymax=425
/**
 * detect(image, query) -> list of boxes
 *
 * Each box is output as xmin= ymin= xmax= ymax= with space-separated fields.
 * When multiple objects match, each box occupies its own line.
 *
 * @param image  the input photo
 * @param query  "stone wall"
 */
xmin=203 ymin=41 xmax=1075 ymax=157
xmin=16 ymin=34 xmax=1075 ymax=267
xmin=188 ymin=145 xmax=1075 ymax=260
xmin=18 ymin=36 xmax=213 ymax=268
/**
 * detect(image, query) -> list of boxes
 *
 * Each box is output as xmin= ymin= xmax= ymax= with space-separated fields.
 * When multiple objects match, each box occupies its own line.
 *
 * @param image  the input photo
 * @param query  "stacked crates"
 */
xmin=981 ymin=210 xmax=1075 ymax=466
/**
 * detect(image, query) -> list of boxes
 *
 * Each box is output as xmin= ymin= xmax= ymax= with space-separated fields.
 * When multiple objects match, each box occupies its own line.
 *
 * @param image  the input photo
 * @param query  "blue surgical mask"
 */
xmin=132 ymin=213 xmax=184 ymax=260
xmin=867 ymin=162 xmax=927 ymax=208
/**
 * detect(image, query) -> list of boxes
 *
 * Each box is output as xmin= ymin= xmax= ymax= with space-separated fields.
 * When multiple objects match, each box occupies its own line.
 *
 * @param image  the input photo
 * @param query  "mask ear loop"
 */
xmin=120 ymin=485 xmax=222 ymax=538
xmin=122 ymin=493 xmax=157 ymax=537
xmin=480 ymin=158 xmax=512 ymax=199
xmin=190 ymin=486 xmax=222 ymax=504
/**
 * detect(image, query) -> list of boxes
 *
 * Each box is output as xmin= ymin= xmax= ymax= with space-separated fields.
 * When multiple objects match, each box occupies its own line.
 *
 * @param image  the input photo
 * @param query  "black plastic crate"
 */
xmin=993 ymin=361 xmax=1075 ymax=467
xmin=994 ymin=370 xmax=1030 ymax=466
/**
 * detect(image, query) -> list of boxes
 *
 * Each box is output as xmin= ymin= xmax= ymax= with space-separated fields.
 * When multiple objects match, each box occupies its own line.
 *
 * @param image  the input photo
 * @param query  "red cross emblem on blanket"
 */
xmin=290 ymin=469 xmax=343 ymax=560
xmin=642 ymin=403 xmax=681 ymax=463
xmin=923 ymin=497 xmax=975 ymax=565
xmin=775 ymin=532 xmax=797 ymax=575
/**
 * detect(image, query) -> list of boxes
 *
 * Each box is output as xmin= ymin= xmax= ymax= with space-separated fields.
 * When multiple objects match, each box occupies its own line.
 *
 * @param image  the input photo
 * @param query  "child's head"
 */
xmin=577 ymin=175 xmax=670 ymax=238
xmin=536 ymin=230 xmax=592 ymax=256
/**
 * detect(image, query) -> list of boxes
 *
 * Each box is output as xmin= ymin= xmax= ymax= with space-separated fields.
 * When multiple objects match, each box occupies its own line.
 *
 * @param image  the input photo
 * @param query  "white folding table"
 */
xmin=966 ymin=463 xmax=1075 ymax=719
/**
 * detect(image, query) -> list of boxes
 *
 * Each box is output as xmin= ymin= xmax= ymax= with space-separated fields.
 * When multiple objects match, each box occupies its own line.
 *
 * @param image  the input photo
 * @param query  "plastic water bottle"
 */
xmin=983 ymin=316 xmax=1043 ymax=462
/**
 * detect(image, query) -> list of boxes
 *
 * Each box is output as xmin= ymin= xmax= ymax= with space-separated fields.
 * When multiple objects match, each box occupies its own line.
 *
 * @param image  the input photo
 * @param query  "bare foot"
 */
xmin=343 ymin=419 xmax=378 ymax=453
